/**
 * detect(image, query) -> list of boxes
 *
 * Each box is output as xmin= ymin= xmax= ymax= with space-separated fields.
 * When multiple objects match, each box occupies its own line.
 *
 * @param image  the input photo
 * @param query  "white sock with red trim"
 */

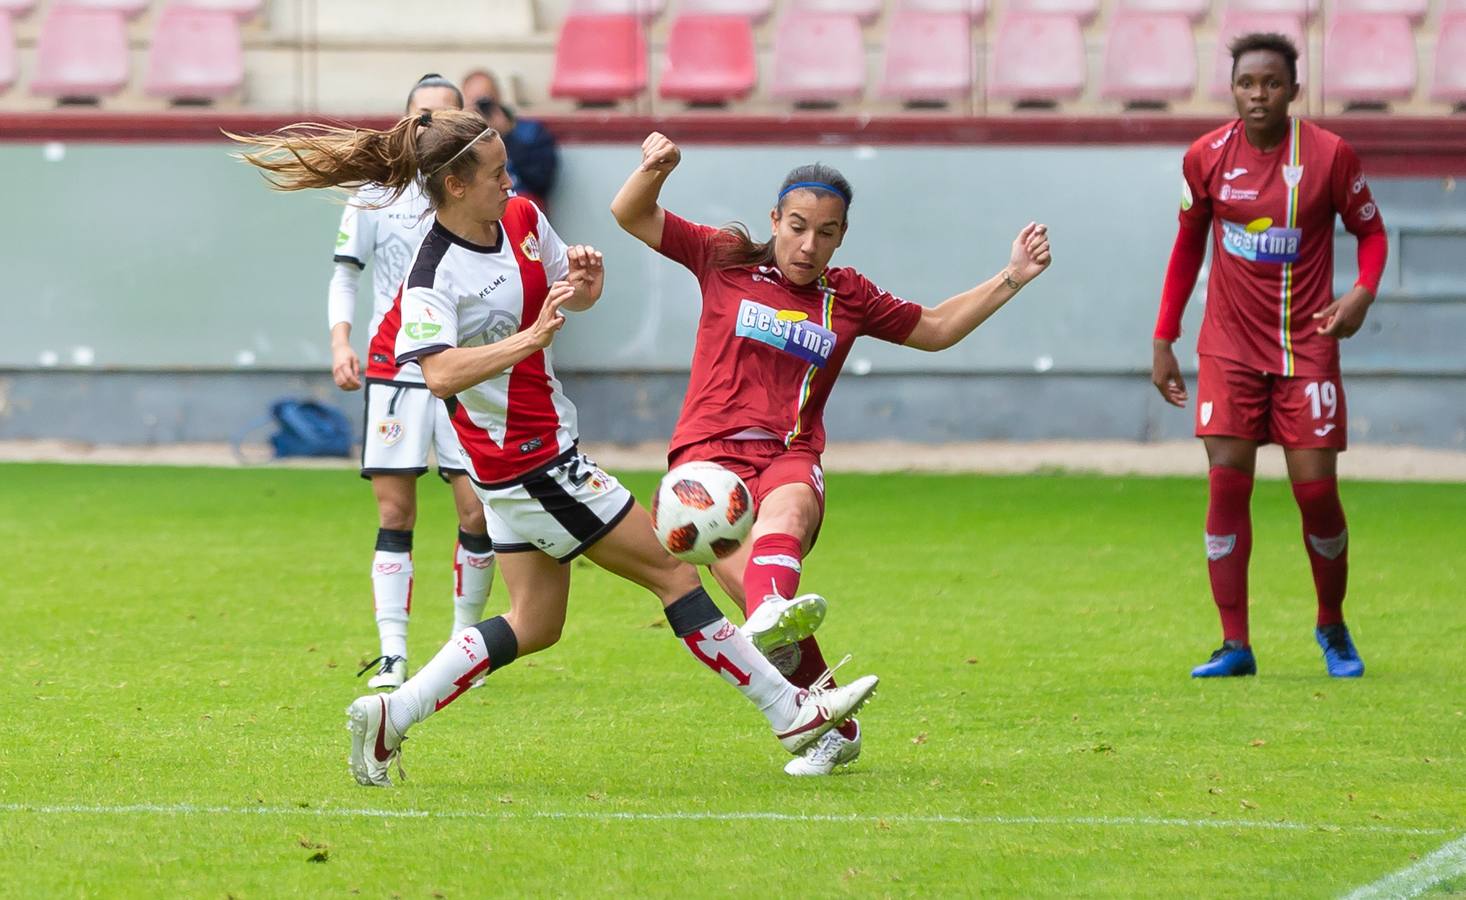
xmin=453 ymin=529 xmax=496 ymax=634
xmin=388 ymin=617 xmax=518 ymax=734
xmin=664 ymin=589 xmax=802 ymax=731
xmin=371 ymin=528 xmax=414 ymax=662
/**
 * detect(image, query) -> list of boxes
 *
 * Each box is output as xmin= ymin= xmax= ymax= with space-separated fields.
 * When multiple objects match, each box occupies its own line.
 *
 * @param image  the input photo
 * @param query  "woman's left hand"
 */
xmin=1007 ymin=222 xmax=1052 ymax=288
xmin=566 ymin=244 xmax=605 ymax=304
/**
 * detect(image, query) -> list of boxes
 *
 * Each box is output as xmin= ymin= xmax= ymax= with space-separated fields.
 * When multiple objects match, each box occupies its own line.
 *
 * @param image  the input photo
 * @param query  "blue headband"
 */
xmin=778 ymin=181 xmax=846 ymax=204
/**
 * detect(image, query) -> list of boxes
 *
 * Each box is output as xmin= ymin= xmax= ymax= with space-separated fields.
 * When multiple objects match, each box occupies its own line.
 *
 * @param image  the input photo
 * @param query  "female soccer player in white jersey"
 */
xmin=328 ymin=74 xmax=496 ymax=691
xmin=612 ymin=133 xmax=1052 ymax=775
xmin=234 ymin=110 xmax=878 ymax=786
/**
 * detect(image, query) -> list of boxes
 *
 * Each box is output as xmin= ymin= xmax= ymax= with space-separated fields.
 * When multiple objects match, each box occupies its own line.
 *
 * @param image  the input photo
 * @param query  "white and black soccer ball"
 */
xmin=652 ymin=462 xmax=754 ymax=565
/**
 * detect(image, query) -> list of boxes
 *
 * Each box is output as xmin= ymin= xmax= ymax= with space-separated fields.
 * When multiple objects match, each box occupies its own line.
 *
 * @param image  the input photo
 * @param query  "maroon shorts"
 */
xmin=668 ymin=438 xmax=826 ymax=523
xmin=1195 ymin=355 xmax=1347 ymax=450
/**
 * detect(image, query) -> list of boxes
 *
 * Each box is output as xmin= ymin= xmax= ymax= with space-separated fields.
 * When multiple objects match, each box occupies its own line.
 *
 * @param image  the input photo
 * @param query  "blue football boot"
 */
xmin=1315 ymin=623 xmax=1365 ymax=678
xmin=1191 ymin=640 xmax=1257 ymax=677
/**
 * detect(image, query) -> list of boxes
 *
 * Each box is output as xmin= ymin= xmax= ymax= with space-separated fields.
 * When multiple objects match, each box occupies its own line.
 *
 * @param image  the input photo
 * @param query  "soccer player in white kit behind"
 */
xmin=327 ymin=74 xmax=496 ymax=690
xmin=233 ymin=109 xmax=879 ymax=786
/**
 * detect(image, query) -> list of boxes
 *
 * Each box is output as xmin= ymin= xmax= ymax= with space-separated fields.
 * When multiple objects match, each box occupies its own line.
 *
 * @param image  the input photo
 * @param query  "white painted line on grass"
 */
xmin=0 ymin=803 xmax=1451 ymax=837
xmin=1342 ymin=833 xmax=1466 ymax=900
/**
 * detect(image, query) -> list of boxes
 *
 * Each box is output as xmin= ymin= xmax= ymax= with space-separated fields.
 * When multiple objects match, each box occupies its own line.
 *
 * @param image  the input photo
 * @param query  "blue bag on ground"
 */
xmin=269 ymin=399 xmax=353 ymax=458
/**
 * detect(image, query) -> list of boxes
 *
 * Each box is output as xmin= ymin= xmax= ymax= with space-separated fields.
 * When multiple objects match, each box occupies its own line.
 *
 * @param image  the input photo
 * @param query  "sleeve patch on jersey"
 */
xmin=1181 ymin=179 xmax=1194 ymax=211
xmin=336 ymin=230 xmax=349 ymax=248
xmin=404 ymin=306 xmax=443 ymax=341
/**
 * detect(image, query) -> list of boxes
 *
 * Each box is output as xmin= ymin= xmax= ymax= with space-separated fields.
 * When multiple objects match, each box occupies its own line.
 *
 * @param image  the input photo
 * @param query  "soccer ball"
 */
xmin=652 ymin=462 xmax=754 ymax=565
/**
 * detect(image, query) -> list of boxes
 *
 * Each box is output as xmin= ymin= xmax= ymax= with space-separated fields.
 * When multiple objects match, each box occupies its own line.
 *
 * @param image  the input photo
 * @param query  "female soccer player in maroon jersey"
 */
xmin=234 ymin=111 xmax=877 ymax=786
xmin=1150 ymin=33 xmax=1387 ymax=679
xmin=612 ymin=132 xmax=1052 ymax=774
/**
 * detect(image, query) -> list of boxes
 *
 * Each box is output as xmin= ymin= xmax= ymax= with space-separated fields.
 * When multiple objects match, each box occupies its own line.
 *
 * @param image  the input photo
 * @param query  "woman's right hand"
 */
xmin=331 ymin=342 xmax=362 ymax=391
xmin=527 ymin=282 xmax=573 ymax=349
xmin=1151 ymin=339 xmax=1188 ymax=408
xmin=640 ymin=132 xmax=681 ymax=175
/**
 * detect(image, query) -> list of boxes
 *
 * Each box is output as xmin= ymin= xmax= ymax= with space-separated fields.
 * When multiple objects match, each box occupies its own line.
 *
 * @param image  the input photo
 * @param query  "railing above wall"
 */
xmin=2 ymin=112 xmax=1465 ymax=177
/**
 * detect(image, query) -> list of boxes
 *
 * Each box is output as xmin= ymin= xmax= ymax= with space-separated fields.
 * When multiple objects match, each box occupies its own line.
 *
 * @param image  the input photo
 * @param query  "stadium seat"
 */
xmin=878 ymin=11 xmax=972 ymax=104
xmin=1431 ymin=14 xmax=1466 ymax=106
xmin=897 ymin=0 xmax=986 ymax=22
xmin=989 ymin=14 xmax=1086 ymax=105
xmin=30 ymin=6 xmax=130 ymax=100
xmin=1211 ymin=11 xmax=1305 ymax=99
xmin=678 ymin=0 xmax=773 ymax=20
xmin=549 ymin=14 xmax=647 ymax=104
xmin=0 ymin=0 xmax=36 ymax=16
xmin=1117 ymin=0 xmax=1208 ymax=21
xmin=1006 ymin=0 xmax=1099 ymax=25
xmin=167 ymin=0 xmax=264 ymax=18
xmin=0 ymin=14 xmax=14 ymax=92
xmin=569 ymin=0 xmax=667 ymax=19
xmin=1224 ymin=0 xmax=1317 ymax=20
xmin=1102 ymin=14 xmax=1196 ymax=106
xmin=1334 ymin=0 xmax=1427 ymax=25
xmin=791 ymin=0 xmax=883 ymax=25
xmin=1324 ymin=13 xmax=1416 ymax=106
xmin=55 ymin=0 xmax=150 ymax=17
xmin=769 ymin=12 xmax=865 ymax=104
xmin=658 ymin=14 xmax=756 ymax=104
xmin=145 ymin=6 xmax=244 ymax=101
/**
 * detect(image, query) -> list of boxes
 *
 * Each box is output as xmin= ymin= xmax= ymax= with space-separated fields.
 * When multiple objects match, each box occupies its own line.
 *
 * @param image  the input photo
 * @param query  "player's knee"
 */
xmin=505 ymin=610 xmax=564 ymax=655
xmin=458 ymin=503 xmax=487 ymax=533
xmin=378 ymin=505 xmax=415 ymax=530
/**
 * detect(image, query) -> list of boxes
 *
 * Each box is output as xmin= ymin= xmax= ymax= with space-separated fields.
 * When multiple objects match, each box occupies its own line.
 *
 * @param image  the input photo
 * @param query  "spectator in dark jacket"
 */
xmin=462 ymin=69 xmax=559 ymax=211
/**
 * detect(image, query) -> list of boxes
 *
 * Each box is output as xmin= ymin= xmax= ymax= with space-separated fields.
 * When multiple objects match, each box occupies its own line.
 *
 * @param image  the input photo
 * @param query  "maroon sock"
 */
xmin=1206 ymin=466 xmax=1254 ymax=645
xmin=740 ymin=532 xmax=803 ymax=616
xmin=786 ymin=637 xmax=858 ymax=740
xmin=1292 ymin=477 xmax=1349 ymax=628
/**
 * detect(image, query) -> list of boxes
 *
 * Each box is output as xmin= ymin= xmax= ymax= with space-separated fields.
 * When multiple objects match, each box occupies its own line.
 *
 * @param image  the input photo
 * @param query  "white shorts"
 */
xmin=474 ymin=449 xmax=636 ymax=562
xmin=361 ymin=378 xmax=468 ymax=479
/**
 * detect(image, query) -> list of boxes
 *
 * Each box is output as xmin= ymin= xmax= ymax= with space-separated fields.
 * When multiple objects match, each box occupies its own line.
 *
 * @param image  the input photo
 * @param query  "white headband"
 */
xmin=428 ymin=125 xmax=493 ymax=178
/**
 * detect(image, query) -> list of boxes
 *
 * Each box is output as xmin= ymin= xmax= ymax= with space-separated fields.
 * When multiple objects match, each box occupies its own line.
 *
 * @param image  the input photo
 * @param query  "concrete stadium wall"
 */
xmin=1 ymin=140 xmax=1463 ymax=447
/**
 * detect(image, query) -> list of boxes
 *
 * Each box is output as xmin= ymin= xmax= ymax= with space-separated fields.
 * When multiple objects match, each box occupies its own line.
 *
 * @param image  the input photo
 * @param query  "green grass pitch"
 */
xmin=2 ymin=463 xmax=1462 ymax=898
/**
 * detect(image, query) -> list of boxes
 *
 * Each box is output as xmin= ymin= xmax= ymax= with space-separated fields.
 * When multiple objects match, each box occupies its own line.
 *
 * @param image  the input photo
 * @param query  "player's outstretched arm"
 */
xmin=562 ymin=244 xmax=605 ymax=311
xmin=418 ymin=284 xmax=572 ymax=398
xmin=904 ymin=222 xmax=1052 ymax=352
xmin=610 ymin=132 xmax=680 ymax=249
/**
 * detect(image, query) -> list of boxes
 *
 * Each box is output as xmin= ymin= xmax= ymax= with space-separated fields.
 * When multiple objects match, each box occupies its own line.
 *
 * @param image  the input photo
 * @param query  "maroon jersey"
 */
xmin=1180 ymin=117 xmax=1383 ymax=377
xmin=657 ymin=212 xmax=923 ymax=456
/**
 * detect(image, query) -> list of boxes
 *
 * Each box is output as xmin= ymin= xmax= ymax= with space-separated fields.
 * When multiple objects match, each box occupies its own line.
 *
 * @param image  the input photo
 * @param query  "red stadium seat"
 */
xmin=145 ymin=6 xmax=244 ymax=101
xmin=167 ymin=0 xmax=264 ymax=18
xmin=897 ymin=0 xmax=986 ymax=22
xmin=1324 ymin=13 xmax=1416 ymax=105
xmin=0 ymin=0 xmax=37 ymax=16
xmin=1007 ymin=0 xmax=1099 ymax=25
xmin=549 ymin=14 xmax=647 ymax=104
xmin=1117 ymin=0 xmax=1208 ymax=22
xmin=678 ymin=0 xmax=773 ymax=20
xmin=658 ymin=14 xmax=756 ymax=104
xmin=1335 ymin=0 xmax=1427 ymax=24
xmin=879 ymin=11 xmax=972 ymax=103
xmin=0 ymin=14 xmax=14 ymax=92
xmin=1102 ymin=14 xmax=1197 ymax=105
xmin=55 ymin=0 xmax=150 ymax=18
xmin=769 ymin=12 xmax=865 ymax=104
xmin=1211 ymin=11 xmax=1306 ymax=99
xmin=989 ymin=14 xmax=1086 ymax=104
xmin=1431 ymin=14 xmax=1466 ymax=105
xmin=569 ymin=0 xmax=667 ymax=20
xmin=792 ymin=0 xmax=883 ymax=25
xmin=1225 ymin=0 xmax=1317 ymax=20
xmin=30 ymin=6 xmax=129 ymax=100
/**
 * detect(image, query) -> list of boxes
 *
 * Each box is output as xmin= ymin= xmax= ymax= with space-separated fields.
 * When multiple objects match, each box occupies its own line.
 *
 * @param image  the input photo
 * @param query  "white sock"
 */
xmin=389 ymin=627 xmax=492 ymax=733
xmin=681 ymin=618 xmax=803 ymax=731
xmin=371 ymin=550 xmax=412 ymax=661
xmin=453 ymin=540 xmax=495 ymax=634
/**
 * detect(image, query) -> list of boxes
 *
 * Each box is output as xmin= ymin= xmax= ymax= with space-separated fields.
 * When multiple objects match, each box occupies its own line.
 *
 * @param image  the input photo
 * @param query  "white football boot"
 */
xmin=773 ymin=667 xmax=877 ymax=754
xmin=742 ymin=594 xmax=827 ymax=657
xmin=785 ymin=720 xmax=862 ymax=776
xmin=346 ymin=693 xmax=405 ymax=787
xmin=362 ymin=655 xmax=406 ymax=690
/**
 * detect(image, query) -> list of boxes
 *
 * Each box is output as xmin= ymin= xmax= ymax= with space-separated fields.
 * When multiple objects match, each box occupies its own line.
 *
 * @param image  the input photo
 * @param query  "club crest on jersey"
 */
xmin=1282 ymin=164 xmax=1304 ymax=188
xmin=1220 ymin=217 xmax=1302 ymax=264
xmin=519 ymin=232 xmax=541 ymax=262
xmin=735 ymin=299 xmax=836 ymax=368
xmin=377 ymin=418 xmax=405 ymax=446
xmin=404 ymin=306 xmax=442 ymax=341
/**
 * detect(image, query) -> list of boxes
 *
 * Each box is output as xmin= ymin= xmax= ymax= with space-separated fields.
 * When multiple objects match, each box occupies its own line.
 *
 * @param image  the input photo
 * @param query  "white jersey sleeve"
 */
xmin=537 ymin=208 xmax=570 ymax=284
xmin=395 ymin=285 xmax=459 ymax=368
xmin=326 ymin=261 xmax=359 ymax=329
xmin=335 ymin=198 xmax=377 ymax=270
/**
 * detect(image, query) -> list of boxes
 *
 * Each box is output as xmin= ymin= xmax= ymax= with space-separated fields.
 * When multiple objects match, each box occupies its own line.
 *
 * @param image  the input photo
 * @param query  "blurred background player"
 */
xmin=1150 ymin=33 xmax=1387 ymax=680
xmin=612 ymin=132 xmax=1051 ymax=775
xmin=236 ymin=109 xmax=878 ymax=787
xmin=462 ymin=68 xmax=559 ymax=212
xmin=327 ymin=73 xmax=496 ymax=690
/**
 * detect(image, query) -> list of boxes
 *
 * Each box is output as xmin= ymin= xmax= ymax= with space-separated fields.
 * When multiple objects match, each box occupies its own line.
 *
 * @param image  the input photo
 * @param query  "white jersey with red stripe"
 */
xmin=333 ymin=182 xmax=434 ymax=382
xmin=394 ymin=197 xmax=577 ymax=487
